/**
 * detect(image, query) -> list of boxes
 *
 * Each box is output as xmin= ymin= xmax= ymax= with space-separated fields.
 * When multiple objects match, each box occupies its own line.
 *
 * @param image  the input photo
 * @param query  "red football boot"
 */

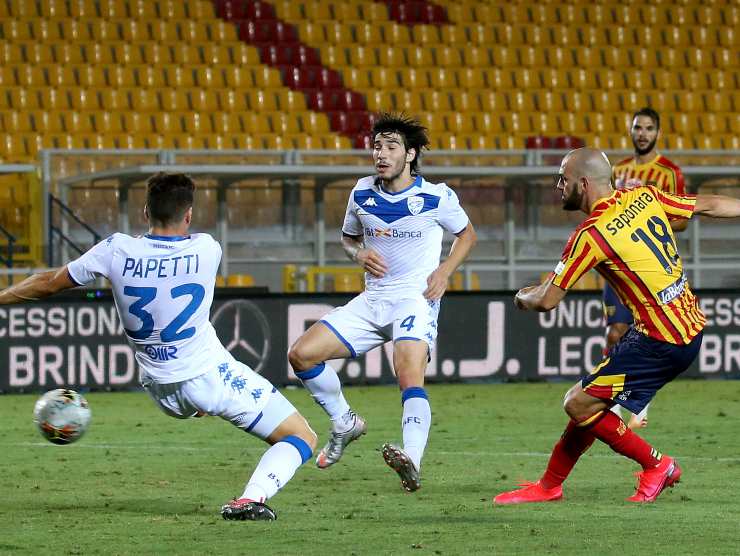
xmin=627 ymin=456 xmax=681 ymax=503
xmin=493 ymin=481 xmax=563 ymax=505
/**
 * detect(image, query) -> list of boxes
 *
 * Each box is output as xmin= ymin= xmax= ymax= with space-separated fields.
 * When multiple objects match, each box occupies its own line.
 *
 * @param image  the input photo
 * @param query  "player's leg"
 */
xmin=382 ymin=297 xmax=438 ymax=492
xmin=603 ymin=283 xmax=634 ymax=421
xmin=222 ymin=397 xmax=318 ymax=521
xmin=288 ymin=320 xmax=356 ymax=430
xmin=180 ymin=363 xmax=317 ymax=521
xmin=288 ymin=295 xmax=382 ymax=468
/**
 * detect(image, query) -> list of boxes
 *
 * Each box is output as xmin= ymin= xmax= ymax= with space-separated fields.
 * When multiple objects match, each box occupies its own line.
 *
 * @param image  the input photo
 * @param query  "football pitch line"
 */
xmin=8 ymin=441 xmax=740 ymax=463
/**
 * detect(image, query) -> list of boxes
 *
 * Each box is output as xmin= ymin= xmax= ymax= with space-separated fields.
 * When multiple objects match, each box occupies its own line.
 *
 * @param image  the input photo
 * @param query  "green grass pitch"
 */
xmin=2 ymin=381 xmax=739 ymax=555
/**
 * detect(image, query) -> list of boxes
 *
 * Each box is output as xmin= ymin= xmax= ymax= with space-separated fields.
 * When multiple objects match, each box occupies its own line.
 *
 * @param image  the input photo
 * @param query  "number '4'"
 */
xmin=400 ymin=315 xmax=415 ymax=331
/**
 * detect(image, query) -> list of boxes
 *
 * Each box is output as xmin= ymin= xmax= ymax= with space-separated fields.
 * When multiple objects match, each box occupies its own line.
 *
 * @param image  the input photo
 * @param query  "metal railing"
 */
xmin=48 ymin=193 xmax=101 ymax=267
xmin=38 ymin=148 xmax=740 ymax=290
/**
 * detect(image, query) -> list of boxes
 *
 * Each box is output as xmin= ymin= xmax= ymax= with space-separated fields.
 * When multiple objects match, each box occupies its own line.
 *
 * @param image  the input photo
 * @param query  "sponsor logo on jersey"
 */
xmin=407 ymin=196 xmax=424 ymax=215
xmin=657 ymin=272 xmax=687 ymax=305
xmin=144 ymin=345 xmax=178 ymax=361
xmin=364 ymin=227 xmax=422 ymax=239
xmin=363 ymin=197 xmax=377 ymax=207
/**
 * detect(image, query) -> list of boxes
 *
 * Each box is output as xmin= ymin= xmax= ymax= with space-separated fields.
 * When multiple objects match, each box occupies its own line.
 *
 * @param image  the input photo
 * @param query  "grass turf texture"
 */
xmin=2 ymin=381 xmax=739 ymax=555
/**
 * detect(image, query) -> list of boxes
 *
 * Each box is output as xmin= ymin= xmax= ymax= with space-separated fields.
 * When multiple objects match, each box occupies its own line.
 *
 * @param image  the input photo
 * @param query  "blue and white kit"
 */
xmin=67 ymin=232 xmax=294 ymax=438
xmin=321 ymin=175 xmax=469 ymax=355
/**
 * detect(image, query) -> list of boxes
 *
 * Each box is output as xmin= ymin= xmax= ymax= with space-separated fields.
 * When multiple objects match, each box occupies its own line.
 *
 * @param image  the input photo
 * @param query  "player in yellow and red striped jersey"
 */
xmin=494 ymin=147 xmax=740 ymax=506
xmin=608 ymin=107 xmax=688 ymax=428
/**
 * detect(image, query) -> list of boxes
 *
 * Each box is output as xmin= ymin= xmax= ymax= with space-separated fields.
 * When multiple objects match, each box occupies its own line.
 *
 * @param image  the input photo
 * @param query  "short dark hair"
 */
xmin=371 ymin=112 xmax=430 ymax=174
xmin=632 ymin=107 xmax=660 ymax=131
xmin=145 ymin=173 xmax=194 ymax=226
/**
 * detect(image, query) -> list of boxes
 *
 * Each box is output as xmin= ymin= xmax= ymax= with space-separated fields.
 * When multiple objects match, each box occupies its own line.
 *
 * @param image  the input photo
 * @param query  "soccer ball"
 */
xmin=33 ymin=389 xmax=92 ymax=445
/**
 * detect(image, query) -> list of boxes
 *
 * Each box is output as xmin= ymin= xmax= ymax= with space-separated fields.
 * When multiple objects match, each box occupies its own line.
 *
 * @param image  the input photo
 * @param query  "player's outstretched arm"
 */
xmin=0 ymin=266 xmax=78 ymax=305
xmin=341 ymin=233 xmax=387 ymax=278
xmin=424 ymin=222 xmax=477 ymax=300
xmin=514 ymin=277 xmax=566 ymax=312
xmin=694 ymin=194 xmax=740 ymax=219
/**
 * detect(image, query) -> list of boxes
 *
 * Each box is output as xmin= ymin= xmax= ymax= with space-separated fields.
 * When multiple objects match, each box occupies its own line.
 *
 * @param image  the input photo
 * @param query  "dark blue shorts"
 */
xmin=603 ymin=283 xmax=633 ymax=326
xmin=581 ymin=328 xmax=703 ymax=414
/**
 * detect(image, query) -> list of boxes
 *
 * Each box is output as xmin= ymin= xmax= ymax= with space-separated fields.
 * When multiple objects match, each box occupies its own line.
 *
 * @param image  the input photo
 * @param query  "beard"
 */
xmin=561 ymin=187 xmax=582 ymax=211
xmin=633 ymin=137 xmax=657 ymax=156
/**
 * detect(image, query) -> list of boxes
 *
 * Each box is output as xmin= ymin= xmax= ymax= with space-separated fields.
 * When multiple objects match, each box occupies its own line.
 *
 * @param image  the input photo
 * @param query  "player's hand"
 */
xmin=424 ymin=267 xmax=451 ymax=300
xmin=355 ymin=248 xmax=387 ymax=278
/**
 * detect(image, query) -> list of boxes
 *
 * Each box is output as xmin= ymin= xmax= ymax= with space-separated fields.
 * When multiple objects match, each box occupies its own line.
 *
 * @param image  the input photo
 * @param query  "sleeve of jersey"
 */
xmin=341 ymin=189 xmax=362 ymax=236
xmin=671 ymin=167 xmax=686 ymax=195
xmin=550 ymin=228 xmax=603 ymax=290
xmin=653 ymin=188 xmax=696 ymax=219
xmin=438 ymin=186 xmax=469 ymax=233
xmin=66 ymin=235 xmax=115 ymax=285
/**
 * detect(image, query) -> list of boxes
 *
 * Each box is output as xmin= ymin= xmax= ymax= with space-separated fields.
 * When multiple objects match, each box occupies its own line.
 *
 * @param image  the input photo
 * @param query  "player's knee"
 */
xmin=563 ymin=391 xmax=588 ymax=421
xmin=287 ymin=342 xmax=314 ymax=372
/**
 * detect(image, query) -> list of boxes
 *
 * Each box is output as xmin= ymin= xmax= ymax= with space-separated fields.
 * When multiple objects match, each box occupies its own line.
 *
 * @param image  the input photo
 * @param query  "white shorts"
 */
xmin=320 ymin=292 xmax=440 ymax=357
xmin=141 ymin=360 xmax=296 ymax=440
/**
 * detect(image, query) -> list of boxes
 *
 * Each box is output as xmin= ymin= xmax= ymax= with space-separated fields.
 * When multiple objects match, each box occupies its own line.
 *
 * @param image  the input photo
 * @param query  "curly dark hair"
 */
xmin=145 ymin=172 xmax=195 ymax=226
xmin=371 ymin=113 xmax=430 ymax=174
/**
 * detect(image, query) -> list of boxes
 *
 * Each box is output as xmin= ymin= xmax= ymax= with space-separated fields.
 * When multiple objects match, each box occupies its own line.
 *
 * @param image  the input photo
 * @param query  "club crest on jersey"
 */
xmin=407 ymin=196 xmax=424 ymax=215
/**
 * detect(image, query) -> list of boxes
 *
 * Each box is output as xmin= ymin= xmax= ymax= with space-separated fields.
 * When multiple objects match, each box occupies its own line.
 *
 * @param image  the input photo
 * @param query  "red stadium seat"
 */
xmin=553 ymin=136 xmax=585 ymax=149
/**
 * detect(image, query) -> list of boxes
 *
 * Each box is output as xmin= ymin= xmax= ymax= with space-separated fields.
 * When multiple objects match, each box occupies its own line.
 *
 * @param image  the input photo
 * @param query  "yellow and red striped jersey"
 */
xmin=612 ymin=154 xmax=685 ymax=195
xmin=551 ymin=186 xmax=705 ymax=345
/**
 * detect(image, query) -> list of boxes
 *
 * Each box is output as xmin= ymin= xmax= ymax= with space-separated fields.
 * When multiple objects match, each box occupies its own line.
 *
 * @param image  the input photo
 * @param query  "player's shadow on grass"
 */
xmin=38 ymin=499 xmax=212 ymax=516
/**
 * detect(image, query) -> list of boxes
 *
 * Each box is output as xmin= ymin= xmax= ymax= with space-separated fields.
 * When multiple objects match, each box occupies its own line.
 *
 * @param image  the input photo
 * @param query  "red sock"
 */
xmin=588 ymin=410 xmax=661 ymax=470
xmin=540 ymin=420 xmax=596 ymax=489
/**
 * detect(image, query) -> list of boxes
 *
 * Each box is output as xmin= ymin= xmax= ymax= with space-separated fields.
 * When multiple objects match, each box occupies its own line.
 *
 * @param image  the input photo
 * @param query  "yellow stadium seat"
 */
xmin=348 ymin=45 xmax=377 ymax=67
xmin=602 ymin=47 xmax=630 ymax=68
xmin=558 ymin=112 xmax=588 ymax=135
xmin=620 ymin=91 xmax=649 ymax=112
xmin=407 ymin=47 xmax=433 ymax=68
xmin=440 ymin=25 xmax=466 ymax=45
xmin=179 ymin=21 xmax=209 ymax=43
xmin=501 ymin=113 xmax=533 ymax=134
xmin=398 ymin=68 xmax=430 ymax=89
xmin=122 ymin=113 xmax=153 ymax=133
xmin=226 ymin=273 xmax=256 ymax=287
xmin=519 ymin=46 xmax=546 ymax=67
xmin=106 ymin=66 xmax=134 ymax=88
xmin=62 ymin=111 xmax=93 ymax=133
xmin=446 ymin=4 xmax=474 ymax=23
xmin=319 ymin=45 xmax=348 ymax=67
xmin=541 ymin=68 xmax=569 ymax=89
xmin=246 ymin=91 xmax=278 ymax=112
xmin=704 ymin=91 xmax=732 ymax=112
xmin=450 ymin=91 xmax=480 ymax=112
xmin=323 ymin=22 xmax=352 ymax=44
xmin=537 ymin=91 xmax=565 ymax=112
xmin=299 ymin=112 xmax=329 ymax=134
xmin=9 ymin=88 xmax=40 ymax=110
xmin=418 ymin=112 xmax=446 ymax=133
xmin=242 ymin=113 xmax=271 ymax=134
xmin=412 ymin=25 xmax=441 ymax=45
xmin=354 ymin=22 xmax=382 ymax=44
xmin=393 ymin=90 xmax=423 ymax=113
xmin=681 ymin=70 xmax=708 ymax=90
xmin=383 ymin=22 xmax=411 ymax=44
xmin=701 ymin=113 xmax=729 ymax=134
xmin=508 ymin=91 xmax=535 ymax=111
xmin=468 ymin=24 xmax=496 ymax=45
xmin=159 ymin=89 xmax=188 ymax=111
xmin=478 ymin=91 xmax=508 ymax=112
xmin=130 ymin=89 xmax=160 ymax=112
xmin=212 ymin=113 xmax=242 ymax=134
xmin=1 ymin=111 xmax=33 ymax=133
xmin=649 ymin=91 xmax=678 ymax=112
xmin=298 ymin=21 xmax=325 ymax=44
xmin=333 ymin=272 xmax=362 ymax=293
xmin=474 ymin=5 xmax=503 ymax=24
xmin=588 ymin=113 xmax=617 ymax=134
xmin=252 ymin=67 xmax=281 ymax=88
xmin=676 ymin=91 xmax=702 ymax=112
xmin=365 ymin=90 xmax=394 ymax=111
xmin=532 ymin=112 xmax=559 ymax=135
xmin=446 ymin=112 xmax=475 ymax=134
xmin=422 ymin=90 xmax=452 ymax=112
xmin=229 ymin=44 xmax=260 ymax=66
xmin=434 ymin=46 xmax=463 ymax=68
xmin=91 ymin=111 xmax=124 ymax=134
xmin=370 ymin=68 xmax=399 ymax=89
xmin=342 ymin=68 xmax=371 ymax=89
xmin=68 ymin=88 xmax=100 ymax=111
xmin=458 ymin=68 xmax=485 ymax=89
xmin=512 ymin=68 xmax=540 ymax=89
xmin=670 ymin=113 xmax=700 ymax=135
xmin=429 ymin=68 xmax=456 ymax=89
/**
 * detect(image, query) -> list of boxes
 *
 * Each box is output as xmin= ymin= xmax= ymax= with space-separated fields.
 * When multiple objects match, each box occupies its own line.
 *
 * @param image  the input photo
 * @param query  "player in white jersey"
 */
xmin=0 ymin=173 xmax=316 ymax=521
xmin=288 ymin=114 xmax=477 ymax=491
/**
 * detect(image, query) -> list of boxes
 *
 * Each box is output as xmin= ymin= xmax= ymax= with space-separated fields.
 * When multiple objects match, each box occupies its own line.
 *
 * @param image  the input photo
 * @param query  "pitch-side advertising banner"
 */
xmin=1 ymin=290 xmax=739 ymax=392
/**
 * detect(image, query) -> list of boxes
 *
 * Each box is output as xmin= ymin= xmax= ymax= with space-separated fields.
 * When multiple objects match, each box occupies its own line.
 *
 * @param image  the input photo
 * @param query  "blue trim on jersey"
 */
xmin=295 ymin=363 xmax=325 ymax=380
xmin=379 ymin=175 xmax=422 ymax=195
xmin=281 ymin=435 xmax=313 ymax=464
xmin=319 ymin=320 xmax=357 ymax=358
xmin=354 ymin=189 xmax=440 ymax=225
xmin=245 ymin=412 xmax=263 ymax=432
xmin=66 ymin=268 xmax=83 ymax=286
xmin=394 ymin=336 xmax=422 ymax=343
xmin=401 ymin=386 xmax=428 ymax=404
xmin=144 ymin=234 xmax=191 ymax=241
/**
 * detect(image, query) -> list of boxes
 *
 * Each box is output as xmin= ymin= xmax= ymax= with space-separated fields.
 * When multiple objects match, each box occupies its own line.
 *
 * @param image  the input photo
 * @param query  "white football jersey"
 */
xmin=67 ymin=232 xmax=227 ymax=384
xmin=342 ymin=175 xmax=469 ymax=299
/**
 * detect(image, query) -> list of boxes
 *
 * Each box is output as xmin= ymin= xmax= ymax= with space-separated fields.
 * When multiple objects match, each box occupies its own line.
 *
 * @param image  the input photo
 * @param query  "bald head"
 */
xmin=562 ymin=148 xmax=612 ymax=187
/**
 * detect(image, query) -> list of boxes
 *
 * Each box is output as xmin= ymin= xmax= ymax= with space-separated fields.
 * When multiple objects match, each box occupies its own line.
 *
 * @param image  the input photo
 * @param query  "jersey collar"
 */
xmin=144 ymin=234 xmax=191 ymax=241
xmin=376 ymin=175 xmax=422 ymax=195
